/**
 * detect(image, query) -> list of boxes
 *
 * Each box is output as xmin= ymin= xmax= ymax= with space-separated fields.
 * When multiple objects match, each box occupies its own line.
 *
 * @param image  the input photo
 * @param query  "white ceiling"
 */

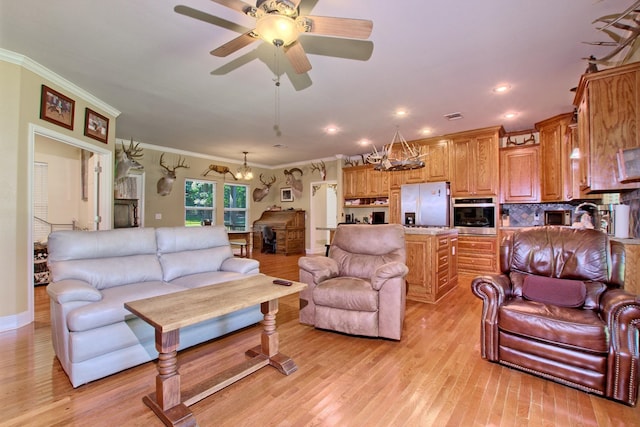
xmin=0 ymin=0 xmax=631 ymax=167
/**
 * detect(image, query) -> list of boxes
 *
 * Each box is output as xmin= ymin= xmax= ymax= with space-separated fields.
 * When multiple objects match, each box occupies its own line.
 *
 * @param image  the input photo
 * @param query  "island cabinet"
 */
xmin=451 ymin=126 xmax=504 ymax=197
xmin=499 ymin=145 xmax=540 ymax=203
xmin=535 ymin=112 xmax=574 ymax=201
xmin=404 ymin=231 xmax=458 ymax=303
xmin=573 ymin=61 xmax=640 ymax=193
xmin=457 ymin=234 xmax=499 ymax=275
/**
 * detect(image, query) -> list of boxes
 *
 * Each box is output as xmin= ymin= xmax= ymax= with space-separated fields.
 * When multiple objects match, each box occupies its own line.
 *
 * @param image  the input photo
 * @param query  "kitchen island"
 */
xmin=317 ymin=225 xmax=459 ymax=303
xmin=404 ymin=227 xmax=459 ymax=303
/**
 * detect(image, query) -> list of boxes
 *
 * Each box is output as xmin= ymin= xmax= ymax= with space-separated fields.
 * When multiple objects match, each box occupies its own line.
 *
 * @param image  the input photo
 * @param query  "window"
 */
xmin=224 ymin=183 xmax=249 ymax=231
xmin=184 ymin=179 xmax=215 ymax=226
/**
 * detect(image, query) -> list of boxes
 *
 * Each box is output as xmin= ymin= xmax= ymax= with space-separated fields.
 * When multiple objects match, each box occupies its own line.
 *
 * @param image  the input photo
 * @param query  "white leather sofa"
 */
xmin=46 ymin=225 xmax=263 ymax=388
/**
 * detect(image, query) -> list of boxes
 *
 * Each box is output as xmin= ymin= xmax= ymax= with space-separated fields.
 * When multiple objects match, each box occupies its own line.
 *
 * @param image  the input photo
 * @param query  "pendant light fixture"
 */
xmin=236 ymin=151 xmax=254 ymax=180
xmin=374 ymin=127 xmax=426 ymax=171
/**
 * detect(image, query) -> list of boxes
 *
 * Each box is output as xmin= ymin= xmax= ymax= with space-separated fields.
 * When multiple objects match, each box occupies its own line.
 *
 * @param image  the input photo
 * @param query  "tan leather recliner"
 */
xmin=471 ymin=226 xmax=640 ymax=406
xmin=298 ymin=224 xmax=409 ymax=340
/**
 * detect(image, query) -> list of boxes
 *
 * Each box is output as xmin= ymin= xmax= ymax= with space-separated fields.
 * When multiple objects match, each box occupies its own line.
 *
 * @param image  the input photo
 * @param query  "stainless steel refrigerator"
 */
xmin=400 ymin=182 xmax=450 ymax=227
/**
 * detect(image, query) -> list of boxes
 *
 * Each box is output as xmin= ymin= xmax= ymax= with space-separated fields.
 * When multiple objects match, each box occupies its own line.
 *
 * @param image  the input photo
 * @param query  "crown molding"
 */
xmin=0 ymin=48 xmax=120 ymax=118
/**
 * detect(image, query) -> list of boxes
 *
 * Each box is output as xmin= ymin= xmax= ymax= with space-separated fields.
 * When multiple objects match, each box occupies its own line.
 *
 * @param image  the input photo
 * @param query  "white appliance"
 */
xmin=401 ymin=182 xmax=450 ymax=227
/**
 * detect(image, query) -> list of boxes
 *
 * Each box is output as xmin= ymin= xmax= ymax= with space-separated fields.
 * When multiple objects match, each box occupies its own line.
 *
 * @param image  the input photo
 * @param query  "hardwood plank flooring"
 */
xmin=1 ymin=252 xmax=638 ymax=426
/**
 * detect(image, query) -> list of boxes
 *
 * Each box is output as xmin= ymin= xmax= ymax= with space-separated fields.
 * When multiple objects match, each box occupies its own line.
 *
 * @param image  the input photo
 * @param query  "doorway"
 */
xmin=27 ymin=124 xmax=112 ymax=320
xmin=308 ymin=181 xmax=338 ymax=254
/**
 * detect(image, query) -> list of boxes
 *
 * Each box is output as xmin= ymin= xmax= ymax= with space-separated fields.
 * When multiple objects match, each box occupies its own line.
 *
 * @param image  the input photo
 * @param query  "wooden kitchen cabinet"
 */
xmin=536 ymin=112 xmax=574 ymax=201
xmin=343 ymin=164 xmax=388 ymax=199
xmin=500 ymin=145 xmax=540 ymax=203
xmin=451 ymin=126 xmax=504 ymax=197
xmin=573 ymin=62 xmax=640 ymax=193
xmin=405 ymin=231 xmax=458 ymax=303
xmin=457 ymin=235 xmax=499 ymax=274
xmin=389 ymin=188 xmax=401 ymax=224
xmin=423 ymin=138 xmax=450 ymax=182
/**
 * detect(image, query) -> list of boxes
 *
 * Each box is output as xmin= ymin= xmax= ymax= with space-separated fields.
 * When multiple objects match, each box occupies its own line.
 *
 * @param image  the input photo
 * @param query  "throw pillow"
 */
xmin=522 ymin=275 xmax=587 ymax=308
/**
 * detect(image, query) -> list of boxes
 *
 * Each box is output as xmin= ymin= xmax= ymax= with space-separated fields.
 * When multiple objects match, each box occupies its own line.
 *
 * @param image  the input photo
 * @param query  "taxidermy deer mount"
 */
xmin=310 ymin=161 xmax=326 ymax=180
xmin=284 ymin=167 xmax=304 ymax=199
xmin=115 ymin=139 xmax=143 ymax=182
xmin=252 ymin=174 xmax=276 ymax=202
xmin=202 ymin=164 xmax=238 ymax=181
xmin=157 ymin=153 xmax=189 ymax=196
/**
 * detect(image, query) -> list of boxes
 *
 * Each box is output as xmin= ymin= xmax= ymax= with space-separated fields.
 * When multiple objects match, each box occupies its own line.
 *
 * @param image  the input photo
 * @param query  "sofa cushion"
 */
xmin=67 ymin=281 xmax=185 ymax=332
xmin=313 ymin=277 xmax=378 ymax=312
xmin=49 ymin=254 xmax=163 ymax=290
xmin=499 ymin=299 xmax=609 ymax=353
xmin=48 ymin=227 xmax=158 ymax=261
xmin=522 ymin=275 xmax=587 ymax=308
xmin=156 ymin=226 xmax=234 ymax=281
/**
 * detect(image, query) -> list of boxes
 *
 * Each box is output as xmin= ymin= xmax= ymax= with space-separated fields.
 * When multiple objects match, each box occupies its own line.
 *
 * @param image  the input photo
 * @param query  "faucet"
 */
xmin=575 ymin=202 xmax=600 ymax=230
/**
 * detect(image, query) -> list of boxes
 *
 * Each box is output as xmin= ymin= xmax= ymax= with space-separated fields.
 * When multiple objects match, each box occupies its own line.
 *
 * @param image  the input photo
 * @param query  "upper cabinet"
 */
xmin=343 ymin=164 xmax=388 ymax=201
xmin=535 ymin=112 xmax=574 ymax=201
xmin=573 ymin=62 xmax=640 ymax=193
xmin=500 ymin=145 xmax=540 ymax=203
xmin=451 ymin=126 xmax=504 ymax=197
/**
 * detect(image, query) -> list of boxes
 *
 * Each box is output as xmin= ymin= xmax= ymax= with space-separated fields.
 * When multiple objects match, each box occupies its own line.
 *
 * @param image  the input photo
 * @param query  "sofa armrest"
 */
xmin=298 ymin=256 xmax=339 ymax=284
xmin=470 ymin=273 xmax=511 ymax=361
xmin=600 ymin=288 xmax=640 ymax=405
xmin=47 ymin=280 xmax=103 ymax=304
xmin=371 ymin=261 xmax=409 ymax=291
xmin=220 ymin=257 xmax=260 ymax=275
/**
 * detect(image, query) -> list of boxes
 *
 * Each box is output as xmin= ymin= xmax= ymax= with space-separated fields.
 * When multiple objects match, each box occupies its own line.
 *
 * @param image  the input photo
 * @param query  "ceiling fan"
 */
xmin=208 ymin=0 xmax=373 ymax=74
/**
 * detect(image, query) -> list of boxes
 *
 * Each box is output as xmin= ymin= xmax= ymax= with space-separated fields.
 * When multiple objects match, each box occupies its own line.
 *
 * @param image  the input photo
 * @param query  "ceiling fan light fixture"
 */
xmin=256 ymin=14 xmax=299 ymax=46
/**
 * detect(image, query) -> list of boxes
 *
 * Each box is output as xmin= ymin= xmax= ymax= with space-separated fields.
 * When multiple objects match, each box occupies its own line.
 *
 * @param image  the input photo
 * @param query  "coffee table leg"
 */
xmin=246 ymin=299 xmax=298 ymax=375
xmin=143 ymin=329 xmax=196 ymax=427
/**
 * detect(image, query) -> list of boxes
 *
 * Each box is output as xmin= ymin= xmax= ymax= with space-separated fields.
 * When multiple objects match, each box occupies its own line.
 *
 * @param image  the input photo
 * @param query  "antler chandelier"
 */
xmin=374 ymin=128 xmax=426 ymax=171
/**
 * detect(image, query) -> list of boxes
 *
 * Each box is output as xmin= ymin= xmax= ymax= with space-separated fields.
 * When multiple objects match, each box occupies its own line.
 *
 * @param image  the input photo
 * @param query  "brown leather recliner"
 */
xmin=471 ymin=226 xmax=640 ymax=406
xmin=298 ymin=224 xmax=408 ymax=340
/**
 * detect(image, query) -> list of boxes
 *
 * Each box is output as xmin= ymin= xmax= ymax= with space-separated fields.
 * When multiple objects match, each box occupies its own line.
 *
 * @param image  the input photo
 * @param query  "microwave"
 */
xmin=452 ymin=197 xmax=497 ymax=235
xmin=544 ymin=210 xmax=572 ymax=226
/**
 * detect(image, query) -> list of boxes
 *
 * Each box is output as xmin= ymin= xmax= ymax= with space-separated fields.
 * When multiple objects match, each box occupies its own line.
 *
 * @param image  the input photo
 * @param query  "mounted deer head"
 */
xmin=283 ymin=167 xmax=304 ymax=199
xmin=252 ymin=174 xmax=276 ymax=202
xmin=115 ymin=139 xmax=143 ymax=182
xmin=310 ymin=160 xmax=326 ymax=181
xmin=202 ymin=164 xmax=237 ymax=181
xmin=156 ymin=153 xmax=189 ymax=196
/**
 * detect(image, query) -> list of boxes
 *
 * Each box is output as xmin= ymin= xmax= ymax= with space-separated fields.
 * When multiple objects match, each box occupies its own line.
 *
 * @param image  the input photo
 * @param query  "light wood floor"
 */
xmin=1 ymin=251 xmax=638 ymax=427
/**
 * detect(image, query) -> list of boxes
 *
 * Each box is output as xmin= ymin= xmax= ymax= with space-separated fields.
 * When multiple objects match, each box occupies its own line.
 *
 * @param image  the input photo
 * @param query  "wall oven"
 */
xmin=452 ymin=197 xmax=497 ymax=235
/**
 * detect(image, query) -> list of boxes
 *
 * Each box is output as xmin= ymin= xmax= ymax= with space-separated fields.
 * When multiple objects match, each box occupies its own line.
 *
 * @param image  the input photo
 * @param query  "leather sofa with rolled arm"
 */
xmin=298 ymin=224 xmax=409 ymax=340
xmin=471 ymin=226 xmax=640 ymax=406
xmin=47 ymin=226 xmax=263 ymax=388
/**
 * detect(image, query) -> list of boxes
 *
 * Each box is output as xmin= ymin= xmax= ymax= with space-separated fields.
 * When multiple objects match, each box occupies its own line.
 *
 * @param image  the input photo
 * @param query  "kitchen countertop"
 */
xmin=316 ymin=225 xmax=458 ymax=236
xmin=499 ymin=226 xmax=640 ymax=245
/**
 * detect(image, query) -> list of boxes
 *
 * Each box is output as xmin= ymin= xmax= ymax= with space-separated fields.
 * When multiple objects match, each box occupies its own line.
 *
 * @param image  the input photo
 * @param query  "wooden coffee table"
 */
xmin=124 ymin=275 xmax=307 ymax=427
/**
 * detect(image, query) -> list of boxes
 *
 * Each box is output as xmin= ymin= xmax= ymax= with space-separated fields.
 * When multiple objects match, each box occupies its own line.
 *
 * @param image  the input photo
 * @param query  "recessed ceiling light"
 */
xmin=504 ymin=112 xmax=518 ymax=119
xmin=358 ymin=139 xmax=371 ymax=146
xmin=395 ymin=109 xmax=408 ymax=117
xmin=325 ymin=125 xmax=339 ymax=134
xmin=421 ymin=128 xmax=432 ymax=135
xmin=493 ymin=84 xmax=511 ymax=93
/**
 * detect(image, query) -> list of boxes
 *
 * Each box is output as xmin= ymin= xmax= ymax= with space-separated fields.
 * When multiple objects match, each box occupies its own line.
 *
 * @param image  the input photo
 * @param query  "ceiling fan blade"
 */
xmin=299 ymin=35 xmax=374 ymax=61
xmin=298 ymin=0 xmax=319 ymax=16
xmin=210 ymin=0 xmax=254 ymax=15
xmin=289 ymin=0 xmax=303 ymax=8
xmin=210 ymin=32 xmax=259 ymax=57
xmin=174 ymin=5 xmax=250 ymax=34
xmin=284 ymin=41 xmax=312 ymax=74
xmin=305 ymin=16 xmax=373 ymax=39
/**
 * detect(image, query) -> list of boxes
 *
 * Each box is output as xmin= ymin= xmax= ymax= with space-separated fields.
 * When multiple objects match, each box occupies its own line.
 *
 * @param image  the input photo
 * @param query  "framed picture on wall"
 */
xmin=84 ymin=108 xmax=109 ymax=143
xmin=280 ymin=187 xmax=293 ymax=202
xmin=40 ymin=85 xmax=75 ymax=130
